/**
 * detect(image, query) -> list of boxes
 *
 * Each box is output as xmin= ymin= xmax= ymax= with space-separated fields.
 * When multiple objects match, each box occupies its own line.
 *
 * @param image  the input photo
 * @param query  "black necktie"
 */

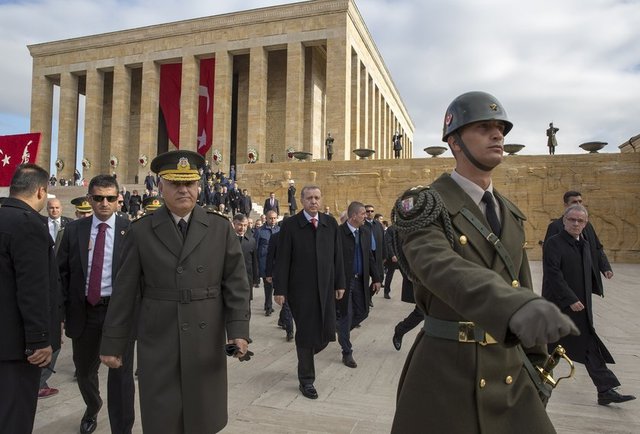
xmin=353 ymin=229 xmax=363 ymax=275
xmin=178 ymin=219 xmax=188 ymax=240
xmin=481 ymin=191 xmax=501 ymax=237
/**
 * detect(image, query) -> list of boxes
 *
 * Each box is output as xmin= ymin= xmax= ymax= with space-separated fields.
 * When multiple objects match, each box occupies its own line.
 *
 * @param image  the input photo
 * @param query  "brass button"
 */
xmin=511 ymin=280 xmax=519 ymax=287
xmin=459 ymin=235 xmax=468 ymax=245
xmin=479 ymin=379 xmax=486 ymax=388
xmin=505 ymin=376 xmax=513 ymax=385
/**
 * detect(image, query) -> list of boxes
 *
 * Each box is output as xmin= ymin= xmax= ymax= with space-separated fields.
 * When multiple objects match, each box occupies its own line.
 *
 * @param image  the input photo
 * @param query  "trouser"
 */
xmin=395 ymin=306 xmax=424 ymax=337
xmin=337 ymin=278 xmax=366 ymax=355
xmin=72 ymin=302 xmax=136 ymax=434
xmin=279 ymin=302 xmax=294 ymax=333
xmin=584 ymin=336 xmax=620 ymax=393
xmin=39 ymin=346 xmax=61 ymax=388
xmin=0 ymin=360 xmax=40 ymax=434
xmin=384 ymin=262 xmax=398 ymax=294
xmin=263 ymin=278 xmax=273 ymax=311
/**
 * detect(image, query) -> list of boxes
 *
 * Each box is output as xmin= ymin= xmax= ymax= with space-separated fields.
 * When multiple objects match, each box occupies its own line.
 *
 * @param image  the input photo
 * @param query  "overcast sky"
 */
xmin=0 ymin=0 xmax=638 ymax=163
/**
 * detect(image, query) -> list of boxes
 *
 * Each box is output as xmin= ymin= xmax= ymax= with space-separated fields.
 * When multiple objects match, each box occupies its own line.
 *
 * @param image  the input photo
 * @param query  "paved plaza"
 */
xmin=33 ymin=262 xmax=639 ymax=433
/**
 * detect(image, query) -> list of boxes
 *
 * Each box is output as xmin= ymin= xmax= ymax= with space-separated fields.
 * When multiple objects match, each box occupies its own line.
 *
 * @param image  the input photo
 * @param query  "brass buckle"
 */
xmin=458 ymin=322 xmax=476 ymax=342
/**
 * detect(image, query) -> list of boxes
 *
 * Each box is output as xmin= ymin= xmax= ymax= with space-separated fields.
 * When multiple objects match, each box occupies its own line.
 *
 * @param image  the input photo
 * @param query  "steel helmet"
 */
xmin=442 ymin=91 xmax=513 ymax=142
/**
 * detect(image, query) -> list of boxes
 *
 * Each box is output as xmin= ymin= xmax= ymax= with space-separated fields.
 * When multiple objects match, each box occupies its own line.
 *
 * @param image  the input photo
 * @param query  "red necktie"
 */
xmin=311 ymin=217 xmax=317 ymax=229
xmin=87 ymin=222 xmax=108 ymax=305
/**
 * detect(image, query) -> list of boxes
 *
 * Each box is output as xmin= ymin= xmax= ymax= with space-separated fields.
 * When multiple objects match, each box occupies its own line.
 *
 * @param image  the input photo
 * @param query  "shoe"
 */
xmin=38 ymin=387 xmax=59 ymax=399
xmin=80 ymin=400 xmax=102 ymax=434
xmin=598 ymin=388 xmax=636 ymax=405
xmin=342 ymin=354 xmax=357 ymax=368
xmin=392 ymin=333 xmax=403 ymax=351
xmin=278 ymin=319 xmax=285 ymax=329
xmin=299 ymin=383 xmax=318 ymax=399
xmin=265 ymin=308 xmax=274 ymax=316
xmin=286 ymin=331 xmax=294 ymax=341
xmin=369 ymin=300 xmax=374 ymax=308
xmin=384 ymin=293 xmax=390 ymax=299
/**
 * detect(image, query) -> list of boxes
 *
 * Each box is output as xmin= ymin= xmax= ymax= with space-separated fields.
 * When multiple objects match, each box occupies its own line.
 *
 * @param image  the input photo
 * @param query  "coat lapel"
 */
xmin=179 ymin=206 xmax=210 ymax=263
xmin=151 ymin=206 xmax=183 ymax=260
xmin=112 ymin=217 xmax=127 ymax=281
xmin=78 ymin=217 xmax=92 ymax=279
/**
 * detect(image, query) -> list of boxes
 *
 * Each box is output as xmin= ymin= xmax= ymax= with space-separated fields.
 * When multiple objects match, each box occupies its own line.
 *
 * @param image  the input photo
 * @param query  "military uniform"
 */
xmin=391 ymin=175 xmax=555 ymax=433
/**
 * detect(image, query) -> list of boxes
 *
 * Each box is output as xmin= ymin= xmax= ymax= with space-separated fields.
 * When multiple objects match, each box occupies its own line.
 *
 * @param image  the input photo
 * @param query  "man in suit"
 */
xmin=337 ymin=201 xmax=381 ymax=368
xmin=543 ymin=204 xmax=635 ymax=405
xmin=287 ymin=180 xmax=297 ymax=215
xmin=274 ymin=185 xmax=346 ymax=400
xmin=58 ymin=175 xmax=134 ymax=434
xmin=364 ymin=204 xmax=384 ymax=306
xmin=233 ymin=213 xmax=259 ymax=292
xmin=100 ymin=150 xmax=251 ymax=434
xmin=263 ymin=191 xmax=280 ymax=215
xmin=144 ymin=171 xmax=156 ymax=192
xmin=544 ymin=190 xmax=613 ymax=294
xmin=391 ymin=92 xmax=577 ymax=433
xmin=382 ymin=221 xmax=399 ymax=299
xmin=256 ymin=210 xmax=280 ymax=316
xmin=238 ymin=188 xmax=253 ymax=216
xmin=0 ymin=164 xmax=60 ymax=434
xmin=47 ymin=198 xmax=72 ymax=244
xmin=266 ymin=227 xmax=294 ymax=341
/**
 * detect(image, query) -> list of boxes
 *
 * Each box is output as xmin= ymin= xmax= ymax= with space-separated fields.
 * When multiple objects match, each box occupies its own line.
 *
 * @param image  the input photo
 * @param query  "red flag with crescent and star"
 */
xmin=0 ymin=132 xmax=41 ymax=187
xmin=159 ymin=59 xmax=215 ymax=156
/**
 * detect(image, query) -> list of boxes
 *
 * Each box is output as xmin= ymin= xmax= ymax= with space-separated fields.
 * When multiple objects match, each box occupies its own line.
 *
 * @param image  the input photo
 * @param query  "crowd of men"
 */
xmin=1 ymin=91 xmax=635 ymax=434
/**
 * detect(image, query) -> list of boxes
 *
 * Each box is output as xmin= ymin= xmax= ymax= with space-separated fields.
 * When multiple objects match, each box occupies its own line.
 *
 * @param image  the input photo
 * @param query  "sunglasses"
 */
xmin=365 ymin=210 xmax=375 ymax=213
xmin=91 ymin=195 xmax=118 ymax=203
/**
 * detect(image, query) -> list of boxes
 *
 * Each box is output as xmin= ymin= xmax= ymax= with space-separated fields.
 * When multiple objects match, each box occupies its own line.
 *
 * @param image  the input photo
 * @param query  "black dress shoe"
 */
xmin=598 ymin=388 xmax=636 ymax=405
xmin=384 ymin=293 xmax=391 ymax=299
xmin=369 ymin=300 xmax=374 ymax=308
xmin=265 ymin=308 xmax=274 ymax=316
xmin=278 ymin=319 xmax=285 ymax=329
xmin=80 ymin=399 xmax=102 ymax=434
xmin=392 ymin=333 xmax=403 ymax=351
xmin=299 ymin=383 xmax=318 ymax=399
xmin=286 ymin=331 xmax=294 ymax=341
xmin=342 ymin=354 xmax=357 ymax=368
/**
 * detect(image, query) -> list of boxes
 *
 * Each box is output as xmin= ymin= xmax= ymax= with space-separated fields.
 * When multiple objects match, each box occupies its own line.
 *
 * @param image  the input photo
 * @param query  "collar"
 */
xmin=451 ymin=169 xmax=494 ymax=208
xmin=91 ymin=213 xmax=116 ymax=230
xmin=346 ymin=221 xmax=359 ymax=235
xmin=303 ymin=210 xmax=319 ymax=222
xmin=171 ymin=210 xmax=192 ymax=225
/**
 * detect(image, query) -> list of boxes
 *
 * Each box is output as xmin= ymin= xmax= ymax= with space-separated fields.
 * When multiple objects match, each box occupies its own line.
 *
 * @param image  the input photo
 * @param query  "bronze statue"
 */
xmin=546 ymin=122 xmax=559 ymax=155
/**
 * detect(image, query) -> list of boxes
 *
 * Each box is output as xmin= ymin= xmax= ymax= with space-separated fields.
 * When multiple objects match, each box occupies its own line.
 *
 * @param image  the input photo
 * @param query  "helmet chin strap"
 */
xmin=453 ymin=132 xmax=495 ymax=172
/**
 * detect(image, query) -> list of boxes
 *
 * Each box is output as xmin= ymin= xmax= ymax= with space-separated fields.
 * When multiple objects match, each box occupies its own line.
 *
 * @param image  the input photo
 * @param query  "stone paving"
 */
xmin=33 ymin=262 xmax=639 ymax=433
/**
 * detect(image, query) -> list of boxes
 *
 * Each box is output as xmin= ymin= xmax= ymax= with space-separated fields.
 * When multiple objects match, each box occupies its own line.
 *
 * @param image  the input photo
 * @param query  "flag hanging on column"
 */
xmin=159 ymin=63 xmax=182 ymax=149
xmin=197 ymin=58 xmax=215 ymax=156
xmin=0 ymin=132 xmax=41 ymax=187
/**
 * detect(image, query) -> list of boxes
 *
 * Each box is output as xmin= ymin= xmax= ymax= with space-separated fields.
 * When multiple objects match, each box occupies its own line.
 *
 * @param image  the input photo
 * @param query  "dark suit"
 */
xmin=364 ymin=218 xmax=384 ymax=299
xmin=542 ymin=231 xmax=619 ymax=393
xmin=144 ymin=175 xmax=156 ymax=192
xmin=263 ymin=197 xmax=280 ymax=215
xmin=237 ymin=233 xmax=259 ymax=289
xmin=57 ymin=215 xmax=134 ymax=434
xmin=48 ymin=215 xmax=72 ymax=243
xmin=275 ymin=211 xmax=345 ymax=385
xmin=544 ymin=218 xmax=612 ymax=297
xmin=336 ymin=223 xmax=379 ymax=355
xmin=0 ymin=198 xmax=61 ymax=434
xmin=266 ymin=231 xmax=293 ymax=334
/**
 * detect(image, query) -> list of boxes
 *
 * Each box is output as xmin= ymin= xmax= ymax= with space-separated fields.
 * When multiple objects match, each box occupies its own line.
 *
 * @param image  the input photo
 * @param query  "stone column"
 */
xmin=326 ymin=37 xmax=351 ymax=161
xmin=83 ymin=68 xmax=104 ymax=181
xmin=382 ymin=101 xmax=388 ymax=160
xmin=139 ymin=60 xmax=160 ymax=181
xmin=368 ymin=77 xmax=375 ymax=157
xmin=213 ymin=50 xmax=232 ymax=170
xmin=179 ymin=53 xmax=199 ymax=152
xmin=110 ymin=64 xmax=131 ymax=181
xmin=248 ymin=46 xmax=268 ymax=162
xmin=359 ymin=66 xmax=369 ymax=156
xmin=57 ymin=72 xmax=79 ymax=181
xmin=350 ymin=52 xmax=360 ymax=156
xmin=285 ymin=42 xmax=305 ymax=154
xmin=30 ymin=74 xmax=54 ymax=170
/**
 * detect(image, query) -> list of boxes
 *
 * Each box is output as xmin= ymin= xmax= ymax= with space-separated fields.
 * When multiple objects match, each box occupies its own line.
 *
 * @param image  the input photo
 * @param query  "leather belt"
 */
xmin=144 ymin=287 xmax=219 ymax=304
xmin=423 ymin=315 xmax=497 ymax=345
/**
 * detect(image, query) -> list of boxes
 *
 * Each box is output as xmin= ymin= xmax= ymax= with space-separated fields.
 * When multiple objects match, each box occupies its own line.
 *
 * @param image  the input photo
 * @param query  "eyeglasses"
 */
xmin=91 ymin=195 xmax=118 ymax=203
xmin=365 ymin=210 xmax=374 ymax=213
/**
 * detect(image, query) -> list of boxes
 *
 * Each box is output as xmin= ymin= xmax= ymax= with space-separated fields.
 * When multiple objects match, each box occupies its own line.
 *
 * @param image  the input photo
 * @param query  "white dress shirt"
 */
xmin=85 ymin=213 xmax=116 ymax=297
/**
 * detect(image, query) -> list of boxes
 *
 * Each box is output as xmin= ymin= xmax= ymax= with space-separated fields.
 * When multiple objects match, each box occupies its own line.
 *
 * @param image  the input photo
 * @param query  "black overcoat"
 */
xmin=542 ymin=231 xmax=614 ymax=364
xmin=275 ymin=211 xmax=345 ymax=349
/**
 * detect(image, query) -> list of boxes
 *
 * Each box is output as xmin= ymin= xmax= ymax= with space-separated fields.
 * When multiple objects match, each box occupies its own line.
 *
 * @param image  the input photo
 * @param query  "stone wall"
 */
xmin=237 ymin=152 xmax=640 ymax=263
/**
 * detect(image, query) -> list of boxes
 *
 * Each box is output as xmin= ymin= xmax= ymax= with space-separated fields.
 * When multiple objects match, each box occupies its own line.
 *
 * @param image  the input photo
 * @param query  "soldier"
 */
xmin=71 ymin=196 xmax=94 ymax=219
xmin=142 ymin=196 xmax=164 ymax=214
xmin=391 ymin=91 xmax=578 ymax=433
xmin=100 ymin=150 xmax=251 ymax=433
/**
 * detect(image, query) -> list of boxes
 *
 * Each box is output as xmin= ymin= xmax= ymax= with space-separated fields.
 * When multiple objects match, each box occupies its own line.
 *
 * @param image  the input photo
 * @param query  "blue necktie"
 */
xmin=354 ymin=229 xmax=363 ymax=275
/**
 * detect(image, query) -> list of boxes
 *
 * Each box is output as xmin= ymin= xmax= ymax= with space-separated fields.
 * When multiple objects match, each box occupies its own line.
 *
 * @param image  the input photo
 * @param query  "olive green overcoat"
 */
xmin=101 ymin=205 xmax=250 ymax=433
xmin=392 ymin=174 xmax=555 ymax=434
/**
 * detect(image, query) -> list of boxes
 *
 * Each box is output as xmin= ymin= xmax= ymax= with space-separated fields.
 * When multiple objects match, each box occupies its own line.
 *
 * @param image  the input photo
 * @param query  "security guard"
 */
xmin=391 ymin=92 xmax=578 ymax=434
xmin=99 ymin=150 xmax=251 ymax=433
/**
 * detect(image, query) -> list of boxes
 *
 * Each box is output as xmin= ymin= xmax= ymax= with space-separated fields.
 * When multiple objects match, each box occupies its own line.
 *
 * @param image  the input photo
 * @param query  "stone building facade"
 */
xmin=28 ymin=0 xmax=414 ymax=183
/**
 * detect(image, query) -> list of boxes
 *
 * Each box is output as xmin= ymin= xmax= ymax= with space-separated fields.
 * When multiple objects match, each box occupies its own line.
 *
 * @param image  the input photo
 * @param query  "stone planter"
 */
xmin=424 ymin=146 xmax=448 ymax=157
xmin=292 ymin=151 xmax=312 ymax=161
xmin=579 ymin=141 xmax=607 ymax=153
xmin=353 ymin=148 xmax=375 ymax=159
xmin=503 ymin=144 xmax=525 ymax=155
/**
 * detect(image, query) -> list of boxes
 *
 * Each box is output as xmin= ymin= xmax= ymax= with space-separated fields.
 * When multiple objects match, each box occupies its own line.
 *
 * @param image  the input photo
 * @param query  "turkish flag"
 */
xmin=197 ymin=58 xmax=215 ymax=156
xmin=159 ymin=63 xmax=182 ymax=148
xmin=0 ymin=132 xmax=41 ymax=187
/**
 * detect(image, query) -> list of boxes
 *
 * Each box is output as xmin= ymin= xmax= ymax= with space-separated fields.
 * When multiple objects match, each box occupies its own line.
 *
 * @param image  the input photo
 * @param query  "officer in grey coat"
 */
xmin=100 ymin=150 xmax=251 ymax=433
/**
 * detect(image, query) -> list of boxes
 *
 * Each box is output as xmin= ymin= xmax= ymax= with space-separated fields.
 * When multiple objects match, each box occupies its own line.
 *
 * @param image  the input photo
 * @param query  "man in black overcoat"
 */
xmin=287 ymin=180 xmax=297 ymax=214
xmin=544 ymin=190 xmax=613 ymax=296
xmin=543 ymin=204 xmax=635 ymax=406
xmin=274 ymin=185 xmax=345 ymax=399
xmin=58 ymin=175 xmax=134 ymax=434
xmin=364 ymin=204 xmax=384 ymax=305
xmin=337 ymin=201 xmax=381 ymax=368
xmin=0 ymin=164 xmax=60 ymax=434
xmin=233 ymin=213 xmax=259 ymax=292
